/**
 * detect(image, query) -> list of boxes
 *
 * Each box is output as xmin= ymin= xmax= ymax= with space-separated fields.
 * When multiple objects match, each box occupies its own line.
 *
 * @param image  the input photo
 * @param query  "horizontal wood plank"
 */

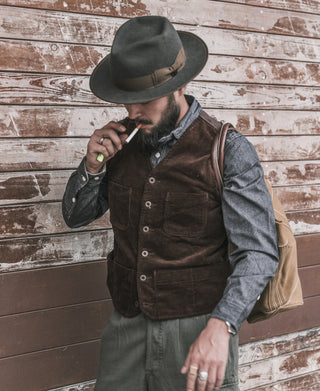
xmin=296 ymin=234 xmax=320 ymax=267
xmin=0 ymin=261 xmax=109 ymax=316
xmin=0 ymin=202 xmax=110 ymax=239
xmin=1 ymin=136 xmax=319 ymax=174
xmin=1 ymin=107 xmax=320 ymax=138
xmin=2 ymin=7 xmax=320 ymax=61
xmin=299 ymin=265 xmax=320 ymax=298
xmin=2 ymin=1 xmax=320 ymax=40
xmin=0 ymin=231 xmax=318 ymax=273
xmin=0 ymin=106 xmax=126 ymax=138
xmin=0 ymin=300 xmax=112 ymax=359
xmin=0 ymin=230 xmax=113 ymax=272
xmin=239 ymin=326 xmax=320 ymax=364
xmin=1 ymin=169 xmax=320 ymax=208
xmin=262 ymin=161 xmax=320 ymax=187
xmin=248 ymin=371 xmax=320 ymax=391
xmin=274 ymin=185 xmax=320 ymax=211
xmin=2 ymin=75 xmax=320 ymax=110
xmin=239 ymin=295 xmax=320 ymax=344
xmin=222 ymin=0 xmax=320 ymax=14
xmin=0 ymin=340 xmax=100 ymax=391
xmin=239 ymin=345 xmax=320 ymax=389
xmin=0 ymin=170 xmax=73 ymax=205
xmin=0 ymin=203 xmax=319 ymax=240
xmin=3 ymin=38 xmax=320 ymax=87
xmin=287 ymin=209 xmax=320 ymax=235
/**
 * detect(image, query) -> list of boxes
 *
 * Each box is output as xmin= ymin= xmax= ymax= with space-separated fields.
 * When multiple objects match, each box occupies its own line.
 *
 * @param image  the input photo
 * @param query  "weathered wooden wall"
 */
xmin=0 ymin=0 xmax=319 ymax=390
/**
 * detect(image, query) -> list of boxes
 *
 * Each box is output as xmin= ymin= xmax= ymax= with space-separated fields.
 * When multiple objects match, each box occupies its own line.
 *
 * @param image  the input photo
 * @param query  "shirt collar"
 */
xmin=158 ymin=95 xmax=202 ymax=144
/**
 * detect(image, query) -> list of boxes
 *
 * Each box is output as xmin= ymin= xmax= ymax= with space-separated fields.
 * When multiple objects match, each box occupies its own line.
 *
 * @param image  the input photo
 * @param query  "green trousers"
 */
xmin=94 ymin=310 xmax=239 ymax=391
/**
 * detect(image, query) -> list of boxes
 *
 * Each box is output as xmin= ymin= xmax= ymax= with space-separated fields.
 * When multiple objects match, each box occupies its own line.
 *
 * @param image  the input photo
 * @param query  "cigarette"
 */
xmin=125 ymin=123 xmax=142 ymax=143
xmin=96 ymin=124 xmax=142 ymax=162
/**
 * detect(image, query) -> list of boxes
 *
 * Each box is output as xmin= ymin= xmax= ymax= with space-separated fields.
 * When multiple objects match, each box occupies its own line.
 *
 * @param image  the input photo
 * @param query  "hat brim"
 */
xmin=89 ymin=31 xmax=208 ymax=104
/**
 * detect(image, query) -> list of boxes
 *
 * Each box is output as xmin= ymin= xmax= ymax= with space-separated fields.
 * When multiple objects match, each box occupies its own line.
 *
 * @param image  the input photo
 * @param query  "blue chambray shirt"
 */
xmin=62 ymin=95 xmax=279 ymax=331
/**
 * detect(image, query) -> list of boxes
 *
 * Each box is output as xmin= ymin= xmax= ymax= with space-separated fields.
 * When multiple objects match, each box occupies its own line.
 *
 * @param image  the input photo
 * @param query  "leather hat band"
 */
xmin=114 ymin=47 xmax=186 ymax=92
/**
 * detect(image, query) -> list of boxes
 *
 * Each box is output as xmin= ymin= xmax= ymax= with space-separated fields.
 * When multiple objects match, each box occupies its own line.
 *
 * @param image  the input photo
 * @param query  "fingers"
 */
xmin=85 ymin=121 xmax=127 ymax=173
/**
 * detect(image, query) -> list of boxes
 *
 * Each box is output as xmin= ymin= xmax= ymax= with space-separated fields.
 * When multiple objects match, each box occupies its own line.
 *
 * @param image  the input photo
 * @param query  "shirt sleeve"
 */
xmin=211 ymin=130 xmax=279 ymax=331
xmin=62 ymin=157 xmax=109 ymax=228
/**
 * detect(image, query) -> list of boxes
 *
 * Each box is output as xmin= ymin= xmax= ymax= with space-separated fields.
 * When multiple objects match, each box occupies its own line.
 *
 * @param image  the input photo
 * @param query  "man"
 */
xmin=62 ymin=16 xmax=278 ymax=391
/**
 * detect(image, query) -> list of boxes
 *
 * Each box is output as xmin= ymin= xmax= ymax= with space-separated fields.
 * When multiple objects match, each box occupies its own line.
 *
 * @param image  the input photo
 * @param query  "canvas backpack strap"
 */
xmin=211 ymin=122 xmax=234 ymax=196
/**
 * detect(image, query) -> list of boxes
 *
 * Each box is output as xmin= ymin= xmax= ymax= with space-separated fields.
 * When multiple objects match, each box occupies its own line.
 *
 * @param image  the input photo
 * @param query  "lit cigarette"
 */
xmin=96 ymin=124 xmax=142 ymax=162
xmin=125 ymin=124 xmax=142 ymax=143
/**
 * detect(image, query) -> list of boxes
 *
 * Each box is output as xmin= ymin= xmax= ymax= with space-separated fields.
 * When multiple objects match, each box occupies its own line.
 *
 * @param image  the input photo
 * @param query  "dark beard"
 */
xmin=136 ymin=93 xmax=181 ymax=155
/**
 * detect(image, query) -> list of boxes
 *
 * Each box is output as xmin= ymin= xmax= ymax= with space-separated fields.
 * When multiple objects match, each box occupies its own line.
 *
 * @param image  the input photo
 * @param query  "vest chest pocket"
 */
xmin=163 ymin=192 xmax=208 ymax=237
xmin=109 ymin=181 xmax=132 ymax=230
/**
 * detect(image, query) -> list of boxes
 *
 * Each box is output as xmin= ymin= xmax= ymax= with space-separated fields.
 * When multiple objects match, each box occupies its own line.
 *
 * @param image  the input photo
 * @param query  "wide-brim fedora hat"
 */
xmin=90 ymin=16 xmax=208 ymax=104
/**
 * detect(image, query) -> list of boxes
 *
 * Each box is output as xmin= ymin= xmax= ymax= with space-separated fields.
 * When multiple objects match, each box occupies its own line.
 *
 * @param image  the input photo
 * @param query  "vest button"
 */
xmin=149 ymin=177 xmax=156 ymax=184
xmin=145 ymin=201 xmax=152 ymax=208
xmin=134 ymin=300 xmax=139 ymax=307
xmin=140 ymin=274 xmax=147 ymax=281
xmin=143 ymin=226 xmax=150 ymax=233
xmin=142 ymin=250 xmax=149 ymax=257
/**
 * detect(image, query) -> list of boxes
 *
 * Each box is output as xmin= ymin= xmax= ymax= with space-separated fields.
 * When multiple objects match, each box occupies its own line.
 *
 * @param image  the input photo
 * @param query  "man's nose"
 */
xmin=124 ymin=104 xmax=141 ymax=120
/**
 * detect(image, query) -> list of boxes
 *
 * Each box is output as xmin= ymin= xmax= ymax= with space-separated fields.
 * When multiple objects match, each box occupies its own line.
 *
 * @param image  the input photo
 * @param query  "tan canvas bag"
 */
xmin=212 ymin=123 xmax=304 ymax=323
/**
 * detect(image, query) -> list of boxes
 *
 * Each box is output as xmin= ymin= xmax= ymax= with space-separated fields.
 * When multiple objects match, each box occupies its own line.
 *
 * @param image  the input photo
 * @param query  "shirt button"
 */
xmin=140 ymin=274 xmax=147 ymax=281
xmin=142 ymin=250 xmax=149 ymax=257
xmin=143 ymin=226 xmax=150 ymax=233
xmin=149 ymin=177 xmax=155 ymax=184
xmin=134 ymin=300 xmax=139 ymax=307
xmin=72 ymin=197 xmax=76 ymax=203
xmin=145 ymin=201 xmax=152 ymax=208
xmin=94 ymin=176 xmax=99 ymax=181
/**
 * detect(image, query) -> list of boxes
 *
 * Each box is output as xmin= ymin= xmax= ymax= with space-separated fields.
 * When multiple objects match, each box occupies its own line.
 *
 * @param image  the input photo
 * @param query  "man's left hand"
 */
xmin=181 ymin=318 xmax=231 ymax=391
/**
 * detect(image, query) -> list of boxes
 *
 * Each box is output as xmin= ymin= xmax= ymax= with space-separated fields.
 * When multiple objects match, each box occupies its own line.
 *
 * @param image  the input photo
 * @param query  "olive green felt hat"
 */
xmin=90 ymin=16 xmax=208 ymax=104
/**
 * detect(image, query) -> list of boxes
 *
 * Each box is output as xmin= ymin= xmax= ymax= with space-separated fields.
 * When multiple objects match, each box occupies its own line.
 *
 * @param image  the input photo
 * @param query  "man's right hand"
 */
xmin=85 ymin=121 xmax=128 ymax=174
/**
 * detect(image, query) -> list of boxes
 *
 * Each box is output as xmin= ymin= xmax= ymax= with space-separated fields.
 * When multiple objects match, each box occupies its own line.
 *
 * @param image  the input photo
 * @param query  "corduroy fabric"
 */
xmin=105 ymin=112 xmax=231 ymax=320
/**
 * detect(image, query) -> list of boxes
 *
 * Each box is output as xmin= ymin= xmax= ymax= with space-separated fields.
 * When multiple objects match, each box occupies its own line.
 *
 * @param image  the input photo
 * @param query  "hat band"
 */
xmin=114 ymin=47 xmax=186 ymax=92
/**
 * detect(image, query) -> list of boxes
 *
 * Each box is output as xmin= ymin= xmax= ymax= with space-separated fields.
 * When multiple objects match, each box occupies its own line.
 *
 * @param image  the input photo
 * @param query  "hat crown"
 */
xmin=110 ymin=16 xmax=183 ymax=80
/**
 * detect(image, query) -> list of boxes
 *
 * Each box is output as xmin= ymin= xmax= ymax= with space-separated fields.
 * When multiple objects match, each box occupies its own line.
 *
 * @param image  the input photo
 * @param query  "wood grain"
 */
xmin=0 ymin=230 xmax=113 ymax=272
xmin=0 ymin=261 xmax=109 ymax=316
xmin=239 ymin=327 xmax=320 ymax=364
xmin=247 ymin=371 xmax=320 ymax=391
xmin=2 ymin=107 xmax=320 ymax=138
xmin=3 ymin=38 xmax=320 ymax=87
xmin=287 ymin=210 xmax=320 ymax=235
xmin=2 ymin=1 xmax=320 ymax=39
xmin=239 ymin=346 xmax=320 ymax=389
xmin=2 ymin=74 xmax=320 ymax=109
xmin=2 ymin=7 xmax=320 ymax=61
xmin=1 ymin=170 xmax=319 ymax=207
xmin=0 ymin=202 xmax=110 ymax=238
xmin=1 ymin=135 xmax=319 ymax=173
xmin=222 ymin=0 xmax=320 ymax=15
xmin=262 ymin=161 xmax=320 ymax=187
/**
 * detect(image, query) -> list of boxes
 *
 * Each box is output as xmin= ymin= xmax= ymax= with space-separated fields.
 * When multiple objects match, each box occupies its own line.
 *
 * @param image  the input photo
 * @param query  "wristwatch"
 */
xmin=225 ymin=321 xmax=237 ymax=335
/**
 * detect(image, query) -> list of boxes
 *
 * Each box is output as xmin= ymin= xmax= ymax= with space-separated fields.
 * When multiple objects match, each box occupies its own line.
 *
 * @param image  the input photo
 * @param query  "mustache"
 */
xmin=136 ymin=119 xmax=153 ymax=126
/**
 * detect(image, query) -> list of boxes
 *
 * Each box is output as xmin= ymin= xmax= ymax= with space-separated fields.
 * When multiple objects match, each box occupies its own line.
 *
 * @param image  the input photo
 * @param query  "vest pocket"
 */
xmin=109 ymin=181 xmax=132 ymax=230
xmin=163 ymin=192 xmax=208 ymax=237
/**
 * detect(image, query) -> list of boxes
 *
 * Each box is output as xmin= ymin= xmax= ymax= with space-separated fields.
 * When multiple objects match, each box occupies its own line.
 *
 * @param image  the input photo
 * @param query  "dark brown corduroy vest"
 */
xmin=106 ymin=111 xmax=231 ymax=320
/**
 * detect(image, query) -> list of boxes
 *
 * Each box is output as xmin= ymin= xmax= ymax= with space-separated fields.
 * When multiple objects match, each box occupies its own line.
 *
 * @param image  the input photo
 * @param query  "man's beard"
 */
xmin=136 ymin=93 xmax=181 ymax=155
